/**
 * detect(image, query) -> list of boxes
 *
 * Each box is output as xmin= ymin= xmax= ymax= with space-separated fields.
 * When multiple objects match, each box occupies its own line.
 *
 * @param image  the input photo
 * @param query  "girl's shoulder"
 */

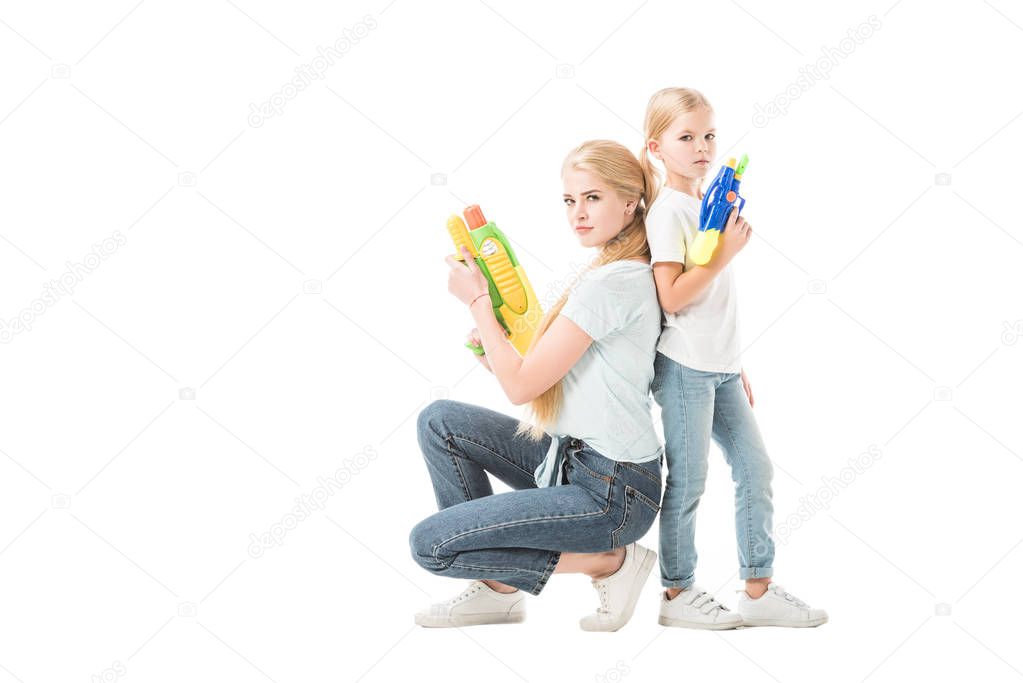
xmin=647 ymin=188 xmax=700 ymax=236
xmin=649 ymin=186 xmax=700 ymax=216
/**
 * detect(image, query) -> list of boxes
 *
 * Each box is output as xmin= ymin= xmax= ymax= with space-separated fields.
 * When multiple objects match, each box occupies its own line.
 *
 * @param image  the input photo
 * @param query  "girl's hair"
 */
xmin=638 ymin=87 xmax=713 ymax=206
xmin=516 ymin=139 xmax=656 ymax=441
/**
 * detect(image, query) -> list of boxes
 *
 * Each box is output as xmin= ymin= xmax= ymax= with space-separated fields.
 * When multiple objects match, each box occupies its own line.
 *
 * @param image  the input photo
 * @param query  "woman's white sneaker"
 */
xmin=658 ymin=585 xmax=743 ymax=629
xmin=414 ymin=581 xmax=526 ymax=628
xmin=579 ymin=543 xmax=657 ymax=632
xmin=737 ymin=583 xmax=828 ymax=627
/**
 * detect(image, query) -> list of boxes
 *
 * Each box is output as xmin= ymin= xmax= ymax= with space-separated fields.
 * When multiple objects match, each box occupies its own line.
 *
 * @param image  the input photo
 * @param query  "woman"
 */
xmin=410 ymin=140 xmax=663 ymax=632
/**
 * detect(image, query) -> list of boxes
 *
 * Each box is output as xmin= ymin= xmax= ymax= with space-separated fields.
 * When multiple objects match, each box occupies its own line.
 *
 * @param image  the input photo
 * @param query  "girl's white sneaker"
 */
xmin=579 ymin=543 xmax=657 ymax=632
xmin=658 ymin=585 xmax=743 ymax=629
xmin=737 ymin=583 xmax=828 ymax=627
xmin=414 ymin=581 xmax=526 ymax=628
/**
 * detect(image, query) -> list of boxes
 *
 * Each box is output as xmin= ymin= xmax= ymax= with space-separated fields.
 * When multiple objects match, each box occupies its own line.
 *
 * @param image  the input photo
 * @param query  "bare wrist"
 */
xmin=469 ymin=291 xmax=491 ymax=309
xmin=709 ymin=253 xmax=732 ymax=271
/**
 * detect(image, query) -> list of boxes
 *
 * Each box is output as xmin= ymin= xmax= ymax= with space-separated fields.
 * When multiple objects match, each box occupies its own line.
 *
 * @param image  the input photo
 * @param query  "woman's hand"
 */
xmin=467 ymin=328 xmax=493 ymax=373
xmin=445 ymin=246 xmax=490 ymax=307
xmin=740 ymin=368 xmax=755 ymax=408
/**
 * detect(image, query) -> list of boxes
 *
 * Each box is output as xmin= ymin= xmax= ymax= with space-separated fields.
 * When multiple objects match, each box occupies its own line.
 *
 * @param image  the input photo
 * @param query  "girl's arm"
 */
xmin=653 ymin=208 xmax=752 ymax=315
xmin=652 ymin=260 xmax=727 ymax=314
xmin=448 ymin=246 xmax=591 ymax=405
xmin=470 ymin=297 xmax=591 ymax=405
xmin=741 ymin=368 xmax=755 ymax=407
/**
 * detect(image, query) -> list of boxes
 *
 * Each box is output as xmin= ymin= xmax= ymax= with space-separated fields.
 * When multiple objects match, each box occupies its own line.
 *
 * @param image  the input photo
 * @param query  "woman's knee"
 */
xmin=416 ymin=399 xmax=458 ymax=453
xmin=409 ymin=517 xmax=448 ymax=573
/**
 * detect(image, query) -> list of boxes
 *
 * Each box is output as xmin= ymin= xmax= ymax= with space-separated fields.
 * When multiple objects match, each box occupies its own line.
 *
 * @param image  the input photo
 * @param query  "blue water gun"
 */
xmin=690 ymin=154 xmax=749 ymax=266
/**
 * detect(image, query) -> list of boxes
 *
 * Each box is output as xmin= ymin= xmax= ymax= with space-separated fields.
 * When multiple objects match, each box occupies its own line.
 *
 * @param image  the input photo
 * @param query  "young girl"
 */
xmin=639 ymin=87 xmax=827 ymax=628
xmin=409 ymin=140 xmax=664 ymax=631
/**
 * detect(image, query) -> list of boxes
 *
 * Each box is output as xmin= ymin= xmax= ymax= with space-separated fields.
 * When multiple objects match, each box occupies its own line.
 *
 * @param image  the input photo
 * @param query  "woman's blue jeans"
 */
xmin=409 ymin=399 xmax=662 ymax=595
xmin=651 ymin=352 xmax=775 ymax=589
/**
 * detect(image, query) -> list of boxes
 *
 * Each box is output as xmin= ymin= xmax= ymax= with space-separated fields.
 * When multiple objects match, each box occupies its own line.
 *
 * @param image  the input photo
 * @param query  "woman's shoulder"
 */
xmin=586 ymin=259 xmax=651 ymax=280
xmin=581 ymin=260 xmax=655 ymax=299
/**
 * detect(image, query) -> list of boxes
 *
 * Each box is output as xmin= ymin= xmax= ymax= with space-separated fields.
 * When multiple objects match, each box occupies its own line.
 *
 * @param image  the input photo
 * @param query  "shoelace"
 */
xmin=446 ymin=582 xmax=483 ymax=607
xmin=595 ymin=581 xmax=611 ymax=614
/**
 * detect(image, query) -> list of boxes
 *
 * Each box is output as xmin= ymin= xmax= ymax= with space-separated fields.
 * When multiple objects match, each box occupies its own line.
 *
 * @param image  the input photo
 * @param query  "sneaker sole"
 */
xmin=658 ymin=615 xmax=742 ymax=630
xmin=415 ymin=612 xmax=526 ymax=628
xmin=740 ymin=615 xmax=828 ymax=628
xmin=580 ymin=548 xmax=657 ymax=633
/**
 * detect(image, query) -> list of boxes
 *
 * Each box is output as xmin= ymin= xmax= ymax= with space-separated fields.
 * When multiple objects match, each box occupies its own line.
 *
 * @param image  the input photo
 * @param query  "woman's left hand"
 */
xmin=445 ymin=246 xmax=490 ymax=307
xmin=741 ymin=368 xmax=755 ymax=408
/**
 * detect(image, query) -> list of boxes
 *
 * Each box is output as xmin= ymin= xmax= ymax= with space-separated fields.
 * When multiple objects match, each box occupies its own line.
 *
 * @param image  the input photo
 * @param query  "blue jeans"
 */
xmin=409 ymin=399 xmax=662 ymax=595
xmin=651 ymin=352 xmax=775 ymax=589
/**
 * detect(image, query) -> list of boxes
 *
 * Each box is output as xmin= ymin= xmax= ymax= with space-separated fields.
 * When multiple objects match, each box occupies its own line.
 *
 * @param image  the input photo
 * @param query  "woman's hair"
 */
xmin=516 ymin=139 xmax=656 ymax=441
xmin=639 ymin=87 xmax=713 ymax=207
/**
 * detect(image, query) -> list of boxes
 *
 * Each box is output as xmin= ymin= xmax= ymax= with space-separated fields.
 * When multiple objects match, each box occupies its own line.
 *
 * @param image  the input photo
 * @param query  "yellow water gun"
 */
xmin=447 ymin=204 xmax=542 ymax=357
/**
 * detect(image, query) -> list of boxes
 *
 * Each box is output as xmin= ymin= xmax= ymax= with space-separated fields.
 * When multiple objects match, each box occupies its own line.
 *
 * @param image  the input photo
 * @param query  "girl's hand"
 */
xmin=718 ymin=208 xmax=752 ymax=264
xmin=467 ymin=328 xmax=493 ymax=373
xmin=445 ymin=246 xmax=490 ymax=307
xmin=741 ymin=368 xmax=755 ymax=408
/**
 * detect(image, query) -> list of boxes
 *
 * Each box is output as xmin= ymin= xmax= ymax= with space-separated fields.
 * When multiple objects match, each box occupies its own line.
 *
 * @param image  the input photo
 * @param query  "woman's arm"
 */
xmin=447 ymin=246 xmax=591 ymax=405
xmin=469 ymin=297 xmax=591 ymax=405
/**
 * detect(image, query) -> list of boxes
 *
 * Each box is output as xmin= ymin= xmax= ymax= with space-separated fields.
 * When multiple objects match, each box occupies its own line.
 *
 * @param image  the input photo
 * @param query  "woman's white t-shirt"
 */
xmin=533 ymin=259 xmax=663 ymax=487
xmin=645 ymin=186 xmax=743 ymax=373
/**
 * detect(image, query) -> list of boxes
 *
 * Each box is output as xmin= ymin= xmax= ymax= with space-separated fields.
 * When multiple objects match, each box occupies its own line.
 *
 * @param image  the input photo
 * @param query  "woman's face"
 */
xmin=650 ymin=106 xmax=718 ymax=181
xmin=562 ymin=167 xmax=636 ymax=249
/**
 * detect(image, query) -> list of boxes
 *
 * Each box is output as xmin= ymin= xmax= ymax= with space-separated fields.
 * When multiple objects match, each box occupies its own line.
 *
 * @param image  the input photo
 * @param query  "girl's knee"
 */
xmin=664 ymin=473 xmax=708 ymax=504
xmin=665 ymin=458 xmax=709 ymax=494
xmin=746 ymin=456 xmax=774 ymax=488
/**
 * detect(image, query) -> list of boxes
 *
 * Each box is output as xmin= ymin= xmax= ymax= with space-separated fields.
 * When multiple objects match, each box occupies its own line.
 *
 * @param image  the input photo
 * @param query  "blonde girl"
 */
xmin=640 ymin=87 xmax=827 ymax=628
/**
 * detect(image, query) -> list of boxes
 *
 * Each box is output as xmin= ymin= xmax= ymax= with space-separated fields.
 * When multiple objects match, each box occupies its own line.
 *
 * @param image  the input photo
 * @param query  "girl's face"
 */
xmin=649 ymin=106 xmax=717 ymax=181
xmin=562 ymin=167 xmax=636 ymax=249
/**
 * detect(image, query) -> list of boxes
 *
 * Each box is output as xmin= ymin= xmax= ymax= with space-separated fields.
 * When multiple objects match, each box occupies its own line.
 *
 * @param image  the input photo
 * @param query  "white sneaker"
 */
xmin=658 ymin=585 xmax=743 ymax=630
xmin=579 ymin=543 xmax=657 ymax=632
xmin=414 ymin=581 xmax=526 ymax=628
xmin=737 ymin=583 xmax=828 ymax=627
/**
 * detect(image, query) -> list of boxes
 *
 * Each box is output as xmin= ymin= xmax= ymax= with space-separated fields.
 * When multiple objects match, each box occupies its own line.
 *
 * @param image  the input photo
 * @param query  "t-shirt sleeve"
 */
xmin=646 ymin=203 xmax=686 ymax=265
xmin=560 ymin=274 xmax=623 ymax=342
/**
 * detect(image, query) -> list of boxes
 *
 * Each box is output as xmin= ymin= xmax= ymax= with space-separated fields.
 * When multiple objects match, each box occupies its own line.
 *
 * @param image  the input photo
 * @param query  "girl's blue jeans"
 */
xmin=409 ymin=399 xmax=662 ymax=595
xmin=651 ymin=352 xmax=775 ymax=589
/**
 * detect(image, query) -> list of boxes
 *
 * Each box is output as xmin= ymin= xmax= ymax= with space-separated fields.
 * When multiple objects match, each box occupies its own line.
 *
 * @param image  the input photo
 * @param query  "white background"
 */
xmin=1 ymin=0 xmax=1021 ymax=681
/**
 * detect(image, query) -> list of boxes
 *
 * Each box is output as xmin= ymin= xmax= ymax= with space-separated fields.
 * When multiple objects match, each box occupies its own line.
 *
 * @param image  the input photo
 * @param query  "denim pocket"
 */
xmin=611 ymin=484 xmax=660 ymax=547
xmin=620 ymin=456 xmax=662 ymax=506
xmin=564 ymin=446 xmax=613 ymax=508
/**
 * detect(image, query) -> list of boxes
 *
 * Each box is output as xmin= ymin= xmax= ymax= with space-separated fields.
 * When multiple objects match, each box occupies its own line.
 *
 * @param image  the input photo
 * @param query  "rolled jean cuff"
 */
xmin=529 ymin=551 xmax=561 ymax=596
xmin=661 ymin=573 xmax=696 ymax=590
xmin=740 ymin=566 xmax=774 ymax=580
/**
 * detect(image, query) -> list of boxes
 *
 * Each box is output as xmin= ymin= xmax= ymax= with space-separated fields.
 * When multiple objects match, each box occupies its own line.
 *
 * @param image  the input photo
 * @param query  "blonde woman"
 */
xmin=639 ymin=87 xmax=827 ymax=628
xmin=410 ymin=140 xmax=663 ymax=631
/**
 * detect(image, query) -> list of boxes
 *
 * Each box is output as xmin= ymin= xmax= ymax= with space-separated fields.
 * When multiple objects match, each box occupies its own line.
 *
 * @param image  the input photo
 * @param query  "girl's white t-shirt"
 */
xmin=645 ymin=185 xmax=743 ymax=373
